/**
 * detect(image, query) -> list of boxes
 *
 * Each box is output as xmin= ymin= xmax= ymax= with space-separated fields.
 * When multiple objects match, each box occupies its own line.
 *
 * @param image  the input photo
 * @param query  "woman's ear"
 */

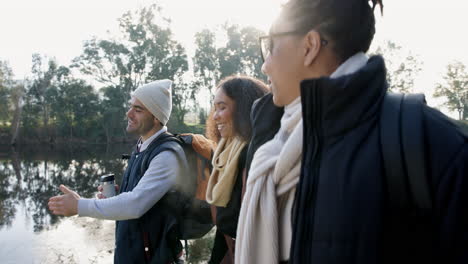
xmin=303 ymin=30 xmax=322 ymax=66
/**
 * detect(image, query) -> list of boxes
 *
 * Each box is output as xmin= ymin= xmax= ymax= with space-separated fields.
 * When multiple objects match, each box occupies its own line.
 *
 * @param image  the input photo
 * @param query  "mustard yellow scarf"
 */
xmin=206 ymin=137 xmax=247 ymax=207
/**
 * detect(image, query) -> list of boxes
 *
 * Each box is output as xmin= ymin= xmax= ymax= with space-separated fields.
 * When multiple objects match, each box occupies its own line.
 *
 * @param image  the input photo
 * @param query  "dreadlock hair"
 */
xmin=279 ymin=0 xmax=384 ymax=62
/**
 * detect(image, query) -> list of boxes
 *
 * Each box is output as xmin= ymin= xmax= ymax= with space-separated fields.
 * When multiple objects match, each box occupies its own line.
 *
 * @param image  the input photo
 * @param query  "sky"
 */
xmin=1 ymin=0 xmax=467 ymax=114
xmin=0 ymin=0 xmax=282 ymax=78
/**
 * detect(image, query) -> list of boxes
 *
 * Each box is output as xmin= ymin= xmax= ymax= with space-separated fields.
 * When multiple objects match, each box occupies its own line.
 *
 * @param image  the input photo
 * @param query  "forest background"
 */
xmin=0 ymin=1 xmax=467 ymax=146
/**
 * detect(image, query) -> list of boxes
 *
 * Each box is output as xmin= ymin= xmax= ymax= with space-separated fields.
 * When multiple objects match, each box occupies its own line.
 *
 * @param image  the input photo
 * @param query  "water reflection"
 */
xmin=0 ymin=144 xmax=215 ymax=264
xmin=0 ymin=144 xmax=130 ymax=263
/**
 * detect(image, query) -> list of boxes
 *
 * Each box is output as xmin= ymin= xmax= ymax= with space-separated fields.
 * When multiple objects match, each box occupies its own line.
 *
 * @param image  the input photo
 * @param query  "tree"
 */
xmin=16 ymin=56 xmax=103 ymax=143
xmin=168 ymin=78 xmax=198 ymax=132
xmin=374 ymin=40 xmax=422 ymax=93
xmin=10 ymin=83 xmax=25 ymax=145
xmin=0 ymin=60 xmax=24 ymax=146
xmin=73 ymin=4 xmax=190 ymax=140
xmin=47 ymin=69 xmax=101 ymax=141
xmin=238 ymin=26 xmax=265 ymax=80
xmin=73 ymin=3 xmax=188 ymax=100
xmin=27 ymin=54 xmax=59 ymax=141
xmin=193 ymin=29 xmax=219 ymax=99
xmin=99 ymin=85 xmax=129 ymax=143
xmin=193 ymin=25 xmax=265 ymax=107
xmin=217 ymin=24 xmax=265 ymax=81
xmin=217 ymin=24 xmax=244 ymax=80
xmin=434 ymin=61 xmax=468 ymax=120
xmin=0 ymin=60 xmax=13 ymax=126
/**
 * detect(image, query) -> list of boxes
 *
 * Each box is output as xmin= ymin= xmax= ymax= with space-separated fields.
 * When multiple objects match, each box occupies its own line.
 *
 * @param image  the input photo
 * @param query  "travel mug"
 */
xmin=100 ymin=174 xmax=116 ymax=198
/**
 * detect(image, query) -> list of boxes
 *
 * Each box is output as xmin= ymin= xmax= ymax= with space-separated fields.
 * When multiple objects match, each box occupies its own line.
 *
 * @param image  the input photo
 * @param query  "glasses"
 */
xmin=259 ymin=30 xmax=328 ymax=62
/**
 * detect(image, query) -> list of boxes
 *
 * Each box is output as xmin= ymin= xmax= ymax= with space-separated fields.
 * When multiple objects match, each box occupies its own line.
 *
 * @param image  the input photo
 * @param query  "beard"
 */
xmin=126 ymin=117 xmax=156 ymax=136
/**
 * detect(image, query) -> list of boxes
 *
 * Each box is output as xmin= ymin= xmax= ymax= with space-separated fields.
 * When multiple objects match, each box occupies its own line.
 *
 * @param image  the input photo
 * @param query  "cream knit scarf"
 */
xmin=206 ymin=136 xmax=247 ymax=207
xmin=235 ymin=97 xmax=303 ymax=264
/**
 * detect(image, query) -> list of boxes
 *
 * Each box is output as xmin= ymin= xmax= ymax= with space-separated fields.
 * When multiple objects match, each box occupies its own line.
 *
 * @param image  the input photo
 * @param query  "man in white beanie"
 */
xmin=48 ymin=79 xmax=188 ymax=264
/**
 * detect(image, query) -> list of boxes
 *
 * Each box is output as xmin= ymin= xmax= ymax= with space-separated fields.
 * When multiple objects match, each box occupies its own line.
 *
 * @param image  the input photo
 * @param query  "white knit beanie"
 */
xmin=132 ymin=79 xmax=172 ymax=125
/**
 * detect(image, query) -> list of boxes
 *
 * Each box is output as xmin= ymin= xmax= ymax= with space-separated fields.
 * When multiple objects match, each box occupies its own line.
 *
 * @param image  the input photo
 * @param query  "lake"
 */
xmin=0 ymin=144 xmax=214 ymax=264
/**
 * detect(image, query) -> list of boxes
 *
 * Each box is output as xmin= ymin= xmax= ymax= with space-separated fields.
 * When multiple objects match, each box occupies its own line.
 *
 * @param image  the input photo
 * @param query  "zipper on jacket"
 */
xmin=292 ymin=84 xmax=323 ymax=263
xmin=307 ymin=85 xmax=323 ymax=260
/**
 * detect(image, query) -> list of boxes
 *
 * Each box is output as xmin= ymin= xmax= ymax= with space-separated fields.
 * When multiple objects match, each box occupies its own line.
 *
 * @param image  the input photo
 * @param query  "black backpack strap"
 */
xmin=380 ymin=93 xmax=432 ymax=210
xmin=380 ymin=92 xmax=434 ymax=262
xmin=139 ymin=132 xmax=183 ymax=175
xmin=380 ymin=93 xmax=410 ymax=209
xmin=400 ymin=94 xmax=432 ymax=210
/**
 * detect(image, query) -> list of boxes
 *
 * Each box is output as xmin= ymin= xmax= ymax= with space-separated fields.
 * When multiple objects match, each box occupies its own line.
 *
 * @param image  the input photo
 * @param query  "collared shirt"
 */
xmin=137 ymin=126 xmax=167 ymax=152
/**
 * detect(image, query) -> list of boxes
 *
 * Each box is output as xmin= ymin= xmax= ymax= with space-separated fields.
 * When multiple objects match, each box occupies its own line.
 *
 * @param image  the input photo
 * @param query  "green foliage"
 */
xmin=217 ymin=24 xmax=266 ymax=81
xmin=194 ymin=29 xmax=218 ymax=89
xmin=72 ymin=4 xmax=190 ymax=141
xmin=25 ymin=54 xmax=59 ymax=141
xmin=73 ymin=4 xmax=188 ymax=97
xmin=0 ymin=61 xmax=13 ymax=124
xmin=434 ymin=61 xmax=468 ymax=120
xmin=172 ymin=79 xmax=199 ymax=126
xmin=239 ymin=26 xmax=266 ymax=80
xmin=1 ymin=5 xmax=269 ymax=144
xmin=217 ymin=25 xmax=244 ymax=80
xmin=21 ymin=96 xmax=42 ymax=137
xmin=17 ymin=55 xmax=104 ymax=143
xmin=198 ymin=108 xmax=207 ymax=126
xmin=193 ymin=25 xmax=266 ymax=104
xmin=186 ymin=229 xmax=215 ymax=264
xmin=100 ymin=85 xmax=129 ymax=143
xmin=374 ymin=40 xmax=422 ymax=93
xmin=48 ymin=78 xmax=101 ymax=140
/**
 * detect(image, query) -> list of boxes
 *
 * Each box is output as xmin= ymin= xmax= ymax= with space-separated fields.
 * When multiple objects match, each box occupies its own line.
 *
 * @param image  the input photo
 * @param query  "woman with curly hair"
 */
xmin=205 ymin=75 xmax=268 ymax=264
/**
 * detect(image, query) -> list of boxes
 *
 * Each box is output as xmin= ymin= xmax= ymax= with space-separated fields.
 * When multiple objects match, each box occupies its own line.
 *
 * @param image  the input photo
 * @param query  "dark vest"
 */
xmin=115 ymin=133 xmax=183 ymax=264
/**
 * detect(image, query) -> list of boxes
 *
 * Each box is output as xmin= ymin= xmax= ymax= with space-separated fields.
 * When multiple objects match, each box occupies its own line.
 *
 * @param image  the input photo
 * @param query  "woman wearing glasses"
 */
xmin=205 ymin=76 xmax=268 ymax=264
xmin=236 ymin=0 xmax=468 ymax=264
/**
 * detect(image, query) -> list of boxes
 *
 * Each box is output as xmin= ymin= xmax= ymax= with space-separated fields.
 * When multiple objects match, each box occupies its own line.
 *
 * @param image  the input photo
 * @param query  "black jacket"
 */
xmin=245 ymin=93 xmax=284 ymax=174
xmin=248 ymin=56 xmax=467 ymax=263
xmin=290 ymin=56 xmax=467 ymax=263
xmin=208 ymin=146 xmax=247 ymax=264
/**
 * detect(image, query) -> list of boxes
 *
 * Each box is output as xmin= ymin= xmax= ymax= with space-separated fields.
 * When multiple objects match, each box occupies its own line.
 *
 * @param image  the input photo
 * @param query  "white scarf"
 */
xmin=234 ymin=52 xmax=369 ymax=263
xmin=235 ymin=97 xmax=303 ymax=264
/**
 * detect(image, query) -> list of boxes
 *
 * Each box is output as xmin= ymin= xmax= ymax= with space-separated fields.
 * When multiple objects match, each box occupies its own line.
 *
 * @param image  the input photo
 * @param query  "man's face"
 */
xmin=126 ymin=97 xmax=157 ymax=138
xmin=262 ymin=20 xmax=304 ymax=107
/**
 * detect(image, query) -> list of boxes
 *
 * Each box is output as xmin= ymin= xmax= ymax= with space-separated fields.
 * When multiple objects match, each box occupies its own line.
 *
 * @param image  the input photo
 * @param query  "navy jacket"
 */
xmin=248 ymin=56 xmax=467 ymax=263
xmin=290 ymin=56 xmax=468 ymax=263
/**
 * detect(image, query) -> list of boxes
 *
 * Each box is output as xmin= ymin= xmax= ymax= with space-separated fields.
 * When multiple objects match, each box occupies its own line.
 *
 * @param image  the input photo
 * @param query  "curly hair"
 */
xmin=206 ymin=75 xmax=269 ymax=142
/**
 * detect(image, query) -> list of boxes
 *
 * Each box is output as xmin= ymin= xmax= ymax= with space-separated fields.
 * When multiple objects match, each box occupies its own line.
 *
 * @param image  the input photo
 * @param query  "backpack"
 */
xmin=379 ymin=92 xmax=434 ymax=263
xmin=131 ymin=132 xmax=216 ymax=262
xmin=140 ymin=133 xmax=216 ymax=239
